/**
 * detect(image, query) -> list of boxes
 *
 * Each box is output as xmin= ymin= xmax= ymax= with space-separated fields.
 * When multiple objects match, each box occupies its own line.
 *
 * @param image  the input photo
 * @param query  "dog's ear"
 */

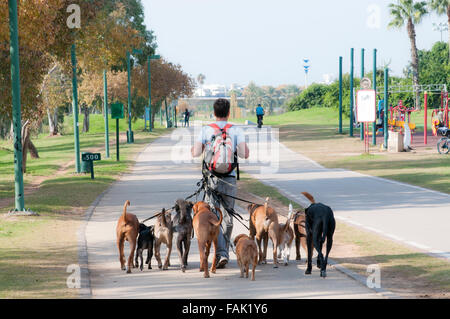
xmin=247 ymin=204 xmax=254 ymax=212
xmin=174 ymin=203 xmax=180 ymax=212
xmin=187 ymin=201 xmax=194 ymax=209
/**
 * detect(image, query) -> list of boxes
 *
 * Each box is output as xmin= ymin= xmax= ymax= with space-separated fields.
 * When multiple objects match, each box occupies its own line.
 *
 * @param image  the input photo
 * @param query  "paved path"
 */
xmin=242 ymin=126 xmax=450 ymax=261
xmin=85 ymin=128 xmax=383 ymax=299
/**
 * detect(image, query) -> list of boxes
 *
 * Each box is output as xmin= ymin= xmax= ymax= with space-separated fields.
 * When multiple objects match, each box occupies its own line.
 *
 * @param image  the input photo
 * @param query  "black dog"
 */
xmin=172 ymin=199 xmax=194 ymax=273
xmin=135 ymin=223 xmax=155 ymax=271
xmin=302 ymin=192 xmax=335 ymax=278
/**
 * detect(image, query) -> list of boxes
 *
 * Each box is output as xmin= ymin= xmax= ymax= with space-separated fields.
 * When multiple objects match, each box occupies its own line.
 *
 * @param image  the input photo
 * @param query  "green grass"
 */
xmin=0 ymin=118 xmax=168 ymax=298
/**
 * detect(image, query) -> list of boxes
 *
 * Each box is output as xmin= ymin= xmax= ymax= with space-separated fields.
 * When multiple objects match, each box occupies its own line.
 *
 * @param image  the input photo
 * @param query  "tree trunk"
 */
xmin=47 ymin=108 xmax=59 ymax=136
xmin=407 ymin=18 xmax=421 ymax=110
xmin=82 ymin=104 xmax=90 ymax=133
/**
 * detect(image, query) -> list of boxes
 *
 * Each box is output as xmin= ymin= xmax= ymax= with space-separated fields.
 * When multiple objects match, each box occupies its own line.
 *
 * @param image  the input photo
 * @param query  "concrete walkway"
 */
xmin=85 ymin=128 xmax=383 ymax=299
xmin=242 ymin=126 xmax=450 ymax=261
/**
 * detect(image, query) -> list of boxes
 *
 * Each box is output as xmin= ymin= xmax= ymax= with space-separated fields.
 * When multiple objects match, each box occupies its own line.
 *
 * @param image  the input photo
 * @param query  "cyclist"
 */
xmin=256 ymin=104 xmax=265 ymax=128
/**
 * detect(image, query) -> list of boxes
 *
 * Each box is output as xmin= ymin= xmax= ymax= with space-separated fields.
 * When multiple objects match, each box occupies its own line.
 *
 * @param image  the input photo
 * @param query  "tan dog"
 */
xmin=234 ymin=234 xmax=258 ymax=281
xmin=116 ymin=200 xmax=140 ymax=273
xmin=192 ymin=201 xmax=223 ymax=278
xmin=277 ymin=220 xmax=294 ymax=266
xmin=154 ymin=208 xmax=173 ymax=270
xmin=293 ymin=211 xmax=308 ymax=261
xmin=248 ymin=198 xmax=281 ymax=268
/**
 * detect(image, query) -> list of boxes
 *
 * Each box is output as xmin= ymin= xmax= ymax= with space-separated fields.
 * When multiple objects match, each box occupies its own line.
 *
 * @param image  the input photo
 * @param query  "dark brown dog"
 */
xmin=154 ymin=208 xmax=173 ymax=270
xmin=234 ymin=234 xmax=258 ymax=281
xmin=116 ymin=200 xmax=140 ymax=273
xmin=293 ymin=211 xmax=308 ymax=261
xmin=248 ymin=198 xmax=281 ymax=268
xmin=192 ymin=201 xmax=223 ymax=278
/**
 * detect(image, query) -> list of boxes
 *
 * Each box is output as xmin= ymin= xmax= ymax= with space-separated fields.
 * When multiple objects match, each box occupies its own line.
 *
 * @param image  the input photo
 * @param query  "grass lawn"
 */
xmin=237 ymin=174 xmax=450 ymax=298
xmin=0 ymin=114 xmax=168 ymax=298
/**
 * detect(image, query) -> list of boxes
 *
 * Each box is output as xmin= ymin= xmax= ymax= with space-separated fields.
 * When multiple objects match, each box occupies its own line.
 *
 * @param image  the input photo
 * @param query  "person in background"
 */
xmin=184 ymin=109 xmax=190 ymax=127
xmin=256 ymin=104 xmax=265 ymax=128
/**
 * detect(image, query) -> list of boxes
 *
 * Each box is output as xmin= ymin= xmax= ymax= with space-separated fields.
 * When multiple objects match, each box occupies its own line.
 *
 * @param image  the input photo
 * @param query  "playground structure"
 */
xmin=388 ymin=100 xmax=417 ymax=138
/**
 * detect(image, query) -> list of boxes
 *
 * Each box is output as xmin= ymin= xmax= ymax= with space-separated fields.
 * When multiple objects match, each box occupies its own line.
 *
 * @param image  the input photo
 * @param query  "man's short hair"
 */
xmin=214 ymin=98 xmax=230 ymax=118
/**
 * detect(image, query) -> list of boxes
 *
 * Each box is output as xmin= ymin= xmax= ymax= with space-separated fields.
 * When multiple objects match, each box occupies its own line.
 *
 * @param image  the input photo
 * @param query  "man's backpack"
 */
xmin=204 ymin=123 xmax=238 ymax=177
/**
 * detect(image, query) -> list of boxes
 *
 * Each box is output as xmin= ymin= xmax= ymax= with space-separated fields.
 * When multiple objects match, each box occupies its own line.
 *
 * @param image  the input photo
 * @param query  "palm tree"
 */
xmin=388 ymin=0 xmax=428 ymax=109
xmin=429 ymin=0 xmax=450 ymax=59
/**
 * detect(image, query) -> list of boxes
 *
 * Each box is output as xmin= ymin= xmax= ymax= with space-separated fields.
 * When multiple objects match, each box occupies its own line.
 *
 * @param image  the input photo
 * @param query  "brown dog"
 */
xmin=192 ymin=201 xmax=223 ymax=278
xmin=234 ymin=234 xmax=258 ymax=281
xmin=293 ymin=211 xmax=308 ymax=261
xmin=116 ymin=200 xmax=140 ymax=273
xmin=154 ymin=208 xmax=173 ymax=270
xmin=248 ymin=198 xmax=282 ymax=267
xmin=277 ymin=220 xmax=294 ymax=266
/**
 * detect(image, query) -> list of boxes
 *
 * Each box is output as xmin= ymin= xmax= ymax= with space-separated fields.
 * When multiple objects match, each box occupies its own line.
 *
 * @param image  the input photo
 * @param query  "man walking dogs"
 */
xmin=191 ymin=98 xmax=250 ymax=268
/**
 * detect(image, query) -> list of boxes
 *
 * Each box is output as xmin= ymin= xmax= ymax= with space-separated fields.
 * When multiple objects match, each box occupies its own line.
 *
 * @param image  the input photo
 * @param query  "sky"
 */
xmin=143 ymin=0 xmax=447 ymax=87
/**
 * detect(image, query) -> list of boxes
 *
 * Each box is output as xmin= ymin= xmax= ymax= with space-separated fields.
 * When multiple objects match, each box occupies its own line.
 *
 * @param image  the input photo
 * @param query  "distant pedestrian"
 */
xmin=184 ymin=109 xmax=190 ymax=127
xmin=256 ymin=104 xmax=265 ymax=128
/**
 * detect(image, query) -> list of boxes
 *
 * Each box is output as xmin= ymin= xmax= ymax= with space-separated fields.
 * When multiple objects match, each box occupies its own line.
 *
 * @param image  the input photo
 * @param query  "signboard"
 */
xmin=360 ymin=77 xmax=372 ymax=90
xmin=356 ymin=89 xmax=376 ymax=123
xmin=111 ymin=102 xmax=124 ymax=119
xmin=145 ymin=107 xmax=150 ymax=121
xmin=82 ymin=153 xmax=101 ymax=161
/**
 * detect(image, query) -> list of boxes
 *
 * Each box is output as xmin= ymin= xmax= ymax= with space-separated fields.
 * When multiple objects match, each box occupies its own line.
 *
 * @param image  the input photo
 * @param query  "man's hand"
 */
xmin=237 ymin=142 xmax=250 ymax=159
xmin=191 ymin=142 xmax=204 ymax=158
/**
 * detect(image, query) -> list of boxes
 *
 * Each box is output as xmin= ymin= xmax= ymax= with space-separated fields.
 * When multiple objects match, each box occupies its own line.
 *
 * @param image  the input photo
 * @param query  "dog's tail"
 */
xmin=210 ymin=207 xmax=223 ymax=227
xmin=301 ymin=192 xmax=315 ymax=204
xmin=264 ymin=197 xmax=270 ymax=216
xmin=160 ymin=208 xmax=168 ymax=228
xmin=122 ymin=200 xmax=131 ymax=219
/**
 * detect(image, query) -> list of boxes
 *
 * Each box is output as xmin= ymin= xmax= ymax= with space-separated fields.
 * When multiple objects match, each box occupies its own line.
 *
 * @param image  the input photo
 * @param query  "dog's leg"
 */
xmin=183 ymin=237 xmax=191 ymax=268
xmin=305 ymin=233 xmax=313 ymax=275
xmin=155 ymin=240 xmax=162 ymax=269
xmin=272 ymin=236 xmax=278 ymax=269
xmin=177 ymin=237 xmax=185 ymax=272
xmin=322 ymin=231 xmax=334 ymax=278
xmin=147 ymin=242 xmax=153 ymax=269
xmin=245 ymin=262 xmax=250 ymax=278
xmin=262 ymin=232 xmax=269 ymax=265
xmin=210 ymin=238 xmax=218 ymax=275
xmin=251 ymin=256 xmax=257 ymax=281
xmin=117 ymin=234 xmax=126 ymax=271
xmin=312 ymin=227 xmax=324 ymax=273
xmin=127 ymin=237 xmax=137 ymax=274
xmin=237 ymin=258 xmax=244 ymax=278
xmin=163 ymin=241 xmax=172 ymax=271
xmin=294 ymin=228 xmax=301 ymax=261
xmin=200 ymin=240 xmax=210 ymax=278
xmin=136 ymin=248 xmax=143 ymax=271
xmin=255 ymin=235 xmax=263 ymax=265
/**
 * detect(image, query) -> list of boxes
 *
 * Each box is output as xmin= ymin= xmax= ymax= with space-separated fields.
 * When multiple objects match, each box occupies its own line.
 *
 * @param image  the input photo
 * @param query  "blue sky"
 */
xmin=143 ymin=0 xmax=446 ymax=87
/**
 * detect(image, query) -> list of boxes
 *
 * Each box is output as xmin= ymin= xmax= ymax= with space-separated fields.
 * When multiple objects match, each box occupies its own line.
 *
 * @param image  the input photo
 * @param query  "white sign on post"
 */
xmin=356 ymin=89 xmax=376 ymax=122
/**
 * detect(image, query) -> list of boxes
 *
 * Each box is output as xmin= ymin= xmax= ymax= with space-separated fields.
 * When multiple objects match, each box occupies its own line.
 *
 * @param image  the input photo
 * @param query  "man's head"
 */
xmin=214 ymin=98 xmax=230 ymax=120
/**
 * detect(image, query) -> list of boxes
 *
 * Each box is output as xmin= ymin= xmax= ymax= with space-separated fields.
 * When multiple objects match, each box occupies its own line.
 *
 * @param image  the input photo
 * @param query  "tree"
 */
xmin=388 ymin=0 xmax=429 ymax=109
xmin=429 ymin=0 xmax=450 ymax=60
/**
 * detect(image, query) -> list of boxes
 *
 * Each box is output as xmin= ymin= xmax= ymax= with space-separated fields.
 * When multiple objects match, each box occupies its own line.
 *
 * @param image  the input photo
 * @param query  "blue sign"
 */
xmin=145 ymin=107 xmax=150 ymax=121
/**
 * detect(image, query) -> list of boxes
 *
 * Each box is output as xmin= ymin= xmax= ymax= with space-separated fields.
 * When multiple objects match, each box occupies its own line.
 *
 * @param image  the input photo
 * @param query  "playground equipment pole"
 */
xmin=103 ymin=70 xmax=110 ymax=158
xmin=9 ymin=0 xmax=25 ymax=211
xmin=383 ymin=68 xmax=389 ymax=149
xmin=350 ymin=48 xmax=354 ymax=137
xmin=424 ymin=91 xmax=428 ymax=145
xmin=71 ymin=44 xmax=81 ymax=173
xmin=360 ymin=48 xmax=365 ymax=141
xmin=339 ymin=56 xmax=343 ymax=134
xmin=372 ymin=49 xmax=377 ymax=145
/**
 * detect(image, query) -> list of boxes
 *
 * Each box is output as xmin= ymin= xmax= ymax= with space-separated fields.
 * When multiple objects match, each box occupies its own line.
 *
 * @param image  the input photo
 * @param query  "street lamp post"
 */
xmin=433 ymin=22 xmax=448 ymax=42
xmin=303 ymin=58 xmax=310 ymax=89
xmin=8 ymin=0 xmax=25 ymax=211
xmin=126 ymin=49 xmax=143 ymax=143
xmin=147 ymin=54 xmax=160 ymax=132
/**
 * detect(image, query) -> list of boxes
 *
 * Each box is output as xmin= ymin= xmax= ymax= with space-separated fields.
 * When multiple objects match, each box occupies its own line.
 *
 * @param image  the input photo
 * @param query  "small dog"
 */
xmin=293 ymin=211 xmax=308 ymax=261
xmin=277 ymin=215 xmax=294 ymax=266
xmin=116 ymin=200 xmax=140 ymax=273
xmin=154 ymin=208 xmax=173 ymax=270
xmin=135 ymin=223 xmax=155 ymax=271
xmin=234 ymin=234 xmax=258 ymax=281
xmin=173 ymin=199 xmax=194 ymax=272
xmin=302 ymin=192 xmax=336 ymax=278
xmin=192 ymin=201 xmax=223 ymax=278
xmin=248 ymin=198 xmax=282 ymax=267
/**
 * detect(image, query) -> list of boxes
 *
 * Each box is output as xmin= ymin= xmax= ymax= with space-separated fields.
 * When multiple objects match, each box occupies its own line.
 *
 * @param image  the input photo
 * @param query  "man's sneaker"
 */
xmin=216 ymin=256 xmax=228 ymax=269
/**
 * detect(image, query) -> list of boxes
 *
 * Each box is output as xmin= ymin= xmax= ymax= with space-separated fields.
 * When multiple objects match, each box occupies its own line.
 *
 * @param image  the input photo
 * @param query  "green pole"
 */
xmin=350 ymin=48 xmax=354 ymax=137
xmin=116 ymin=118 xmax=120 ymax=161
xmin=159 ymin=102 xmax=162 ymax=126
xmin=71 ymin=44 xmax=81 ymax=173
xmin=372 ymin=49 xmax=377 ymax=145
xmin=165 ymin=98 xmax=170 ymax=128
xmin=148 ymin=56 xmax=152 ymax=132
xmin=126 ymin=51 xmax=133 ymax=143
xmin=339 ymin=56 xmax=343 ymax=134
xmin=360 ymin=48 xmax=365 ymax=141
xmin=103 ymin=70 xmax=110 ymax=158
xmin=384 ymin=68 xmax=389 ymax=149
xmin=9 ymin=0 xmax=24 ymax=211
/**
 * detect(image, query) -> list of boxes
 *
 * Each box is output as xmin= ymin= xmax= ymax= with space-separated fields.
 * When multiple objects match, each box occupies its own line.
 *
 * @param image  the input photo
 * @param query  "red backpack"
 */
xmin=204 ymin=123 xmax=237 ymax=176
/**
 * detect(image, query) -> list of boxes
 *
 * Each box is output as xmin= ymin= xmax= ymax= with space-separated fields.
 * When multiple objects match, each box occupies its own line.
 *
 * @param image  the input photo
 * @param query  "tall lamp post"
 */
xmin=147 ymin=54 xmax=160 ymax=132
xmin=126 ymin=48 xmax=143 ymax=143
xmin=432 ymin=22 xmax=448 ymax=42
xmin=8 ymin=0 xmax=25 ymax=211
xmin=303 ymin=58 xmax=310 ymax=89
